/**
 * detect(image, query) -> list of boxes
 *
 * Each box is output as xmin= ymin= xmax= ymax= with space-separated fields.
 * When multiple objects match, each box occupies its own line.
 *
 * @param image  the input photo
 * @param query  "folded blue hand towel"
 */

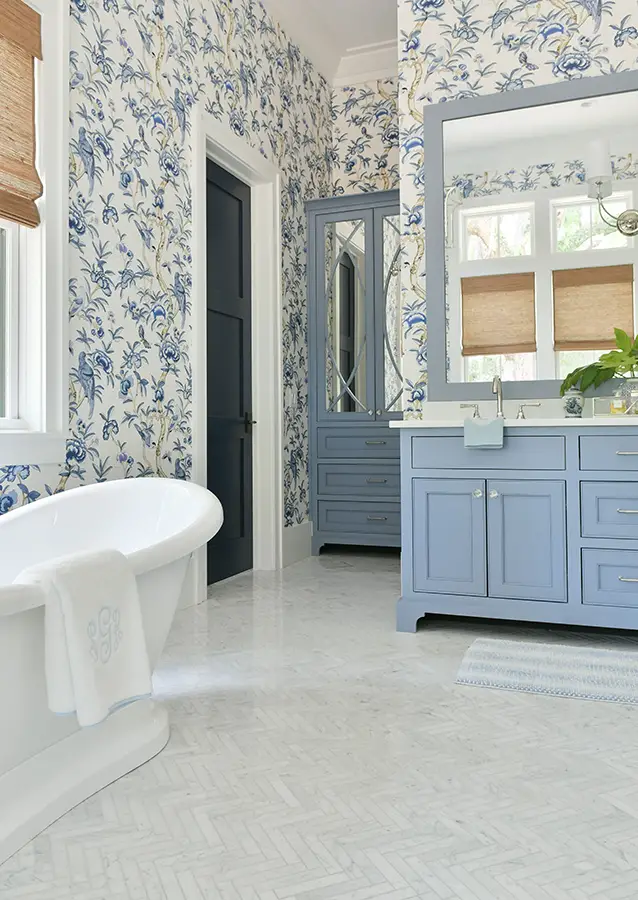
xmin=463 ymin=418 xmax=504 ymax=449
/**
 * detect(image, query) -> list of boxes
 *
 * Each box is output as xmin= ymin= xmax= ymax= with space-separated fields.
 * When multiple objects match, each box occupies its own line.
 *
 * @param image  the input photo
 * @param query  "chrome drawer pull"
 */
xmin=367 ymin=515 xmax=388 ymax=521
xmin=366 ymin=478 xmax=388 ymax=484
xmin=619 ymin=576 xmax=638 ymax=583
xmin=365 ymin=440 xmax=387 ymax=446
xmin=616 ymin=451 xmax=638 ymax=456
xmin=617 ymin=509 xmax=638 ymax=514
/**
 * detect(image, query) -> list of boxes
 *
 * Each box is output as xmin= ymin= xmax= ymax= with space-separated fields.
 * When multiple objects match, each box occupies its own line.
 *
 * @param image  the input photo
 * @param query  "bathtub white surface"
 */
xmin=0 ymin=477 xmax=223 ymax=865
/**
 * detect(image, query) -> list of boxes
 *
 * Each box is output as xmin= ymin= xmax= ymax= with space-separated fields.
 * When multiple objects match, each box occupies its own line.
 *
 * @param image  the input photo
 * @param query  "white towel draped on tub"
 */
xmin=15 ymin=549 xmax=152 ymax=727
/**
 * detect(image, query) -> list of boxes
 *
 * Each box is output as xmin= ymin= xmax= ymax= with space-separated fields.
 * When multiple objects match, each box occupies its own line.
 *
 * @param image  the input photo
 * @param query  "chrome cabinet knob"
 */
xmin=368 ymin=410 xmax=374 ymax=416
xmin=489 ymin=489 xmax=499 ymax=499
xmin=472 ymin=489 xmax=483 ymax=498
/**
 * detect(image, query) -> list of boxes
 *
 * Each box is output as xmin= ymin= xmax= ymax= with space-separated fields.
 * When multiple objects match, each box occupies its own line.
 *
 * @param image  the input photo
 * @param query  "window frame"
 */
xmin=0 ymin=0 xmax=69 ymax=465
xmin=449 ymin=182 xmax=638 ymax=385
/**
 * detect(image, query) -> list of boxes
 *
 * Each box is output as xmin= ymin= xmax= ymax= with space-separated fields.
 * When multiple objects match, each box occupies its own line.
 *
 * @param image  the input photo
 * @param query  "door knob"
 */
xmin=472 ymin=489 xmax=483 ymax=498
xmin=244 ymin=412 xmax=257 ymax=432
xmin=489 ymin=490 xmax=499 ymax=499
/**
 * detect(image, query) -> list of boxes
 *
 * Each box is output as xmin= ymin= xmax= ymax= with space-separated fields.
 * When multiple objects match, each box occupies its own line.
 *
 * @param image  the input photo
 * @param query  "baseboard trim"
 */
xmin=282 ymin=521 xmax=312 ymax=568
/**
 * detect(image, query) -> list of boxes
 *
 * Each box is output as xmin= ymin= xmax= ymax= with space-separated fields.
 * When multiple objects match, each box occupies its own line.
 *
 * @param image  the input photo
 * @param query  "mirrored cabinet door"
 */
xmin=321 ymin=214 xmax=375 ymax=418
xmin=377 ymin=211 xmax=403 ymax=416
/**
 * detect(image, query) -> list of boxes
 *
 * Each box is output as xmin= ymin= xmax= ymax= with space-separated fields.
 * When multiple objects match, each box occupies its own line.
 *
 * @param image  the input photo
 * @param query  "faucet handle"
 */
xmin=516 ymin=402 xmax=541 ymax=420
xmin=460 ymin=403 xmax=480 ymax=419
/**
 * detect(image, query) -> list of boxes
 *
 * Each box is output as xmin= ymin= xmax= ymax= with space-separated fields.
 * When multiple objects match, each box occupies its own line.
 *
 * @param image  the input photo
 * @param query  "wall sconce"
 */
xmin=585 ymin=139 xmax=638 ymax=237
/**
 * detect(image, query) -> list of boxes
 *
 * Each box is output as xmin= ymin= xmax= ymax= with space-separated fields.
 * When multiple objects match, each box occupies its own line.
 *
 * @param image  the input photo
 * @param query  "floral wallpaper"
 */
xmin=399 ymin=0 xmax=638 ymax=417
xmin=1 ymin=0 xmax=333 ymax=526
xmin=331 ymin=78 xmax=400 ymax=194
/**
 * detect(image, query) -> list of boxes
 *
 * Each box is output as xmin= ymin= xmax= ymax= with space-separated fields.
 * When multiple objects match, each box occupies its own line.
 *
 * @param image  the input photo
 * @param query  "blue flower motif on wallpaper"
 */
xmin=399 ymin=0 xmax=638 ymax=417
xmin=1 ymin=0 xmax=334 ymax=526
xmin=332 ymin=79 xmax=400 ymax=195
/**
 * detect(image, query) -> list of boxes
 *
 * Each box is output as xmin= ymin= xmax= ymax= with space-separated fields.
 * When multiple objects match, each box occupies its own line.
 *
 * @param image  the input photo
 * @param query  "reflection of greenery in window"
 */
xmin=464 ymin=208 xmax=532 ymax=260
xmin=466 ymin=353 xmax=536 ymax=383
xmin=555 ymin=198 xmax=629 ymax=252
xmin=557 ymin=350 xmax=599 ymax=380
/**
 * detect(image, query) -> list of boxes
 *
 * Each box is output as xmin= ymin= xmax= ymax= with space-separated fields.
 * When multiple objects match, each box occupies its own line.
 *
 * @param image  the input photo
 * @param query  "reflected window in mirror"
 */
xmin=448 ymin=189 xmax=638 ymax=385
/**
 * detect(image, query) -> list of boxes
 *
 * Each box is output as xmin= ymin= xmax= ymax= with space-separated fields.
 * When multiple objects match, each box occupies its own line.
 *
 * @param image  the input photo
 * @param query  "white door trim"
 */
xmin=190 ymin=110 xmax=284 ymax=604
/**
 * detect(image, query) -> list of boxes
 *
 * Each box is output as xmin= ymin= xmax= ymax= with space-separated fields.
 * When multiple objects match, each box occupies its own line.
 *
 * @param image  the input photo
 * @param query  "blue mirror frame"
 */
xmin=424 ymin=70 xmax=638 ymax=402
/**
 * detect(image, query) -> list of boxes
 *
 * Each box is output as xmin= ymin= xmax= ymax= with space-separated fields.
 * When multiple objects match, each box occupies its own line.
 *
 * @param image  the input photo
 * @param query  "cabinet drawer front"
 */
xmin=317 ymin=464 xmax=400 ymax=497
xmin=581 ymin=482 xmax=638 ymax=539
xmin=411 ymin=435 xmax=565 ymax=471
xmin=317 ymin=501 xmax=401 ymax=535
xmin=317 ymin=428 xmax=399 ymax=460
xmin=580 ymin=436 xmax=638 ymax=471
xmin=582 ymin=549 xmax=638 ymax=608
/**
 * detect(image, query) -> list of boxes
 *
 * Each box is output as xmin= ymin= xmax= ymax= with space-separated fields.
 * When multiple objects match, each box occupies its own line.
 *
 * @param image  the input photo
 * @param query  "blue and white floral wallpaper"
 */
xmin=1 ymin=0 xmax=335 ymax=526
xmin=399 ymin=0 xmax=638 ymax=417
xmin=331 ymin=78 xmax=400 ymax=194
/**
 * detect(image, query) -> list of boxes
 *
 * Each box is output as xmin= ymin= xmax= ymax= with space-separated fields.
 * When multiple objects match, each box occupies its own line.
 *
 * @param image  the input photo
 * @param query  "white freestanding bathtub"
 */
xmin=0 ymin=477 xmax=223 ymax=864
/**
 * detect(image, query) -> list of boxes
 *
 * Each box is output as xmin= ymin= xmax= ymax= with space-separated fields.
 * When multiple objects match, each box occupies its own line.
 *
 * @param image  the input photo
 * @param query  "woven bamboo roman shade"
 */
xmin=553 ymin=265 xmax=634 ymax=351
xmin=461 ymin=273 xmax=536 ymax=356
xmin=0 ymin=0 xmax=43 ymax=228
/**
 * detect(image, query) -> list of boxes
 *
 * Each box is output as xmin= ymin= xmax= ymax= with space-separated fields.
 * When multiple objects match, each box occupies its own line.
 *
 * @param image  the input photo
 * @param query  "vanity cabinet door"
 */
xmin=487 ymin=481 xmax=567 ymax=603
xmin=412 ymin=479 xmax=487 ymax=596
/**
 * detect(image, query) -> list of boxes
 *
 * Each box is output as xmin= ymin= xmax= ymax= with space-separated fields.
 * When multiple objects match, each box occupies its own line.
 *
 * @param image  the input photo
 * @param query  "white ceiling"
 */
xmin=262 ymin=0 xmax=398 ymax=83
xmin=445 ymin=93 xmax=638 ymax=152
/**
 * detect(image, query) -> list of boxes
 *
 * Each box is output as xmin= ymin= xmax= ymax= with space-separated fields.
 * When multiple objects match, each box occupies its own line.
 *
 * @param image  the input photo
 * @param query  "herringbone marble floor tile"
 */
xmin=3 ymin=550 xmax=638 ymax=899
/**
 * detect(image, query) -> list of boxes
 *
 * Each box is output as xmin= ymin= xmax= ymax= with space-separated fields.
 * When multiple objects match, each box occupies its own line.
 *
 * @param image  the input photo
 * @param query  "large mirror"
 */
xmin=425 ymin=72 xmax=638 ymax=401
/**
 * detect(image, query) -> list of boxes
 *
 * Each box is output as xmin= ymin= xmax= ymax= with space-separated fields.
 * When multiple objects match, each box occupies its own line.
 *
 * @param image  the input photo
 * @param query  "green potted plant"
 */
xmin=560 ymin=329 xmax=638 ymax=413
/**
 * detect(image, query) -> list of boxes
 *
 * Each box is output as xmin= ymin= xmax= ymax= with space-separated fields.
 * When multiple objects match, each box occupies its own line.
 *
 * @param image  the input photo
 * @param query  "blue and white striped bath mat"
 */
xmin=456 ymin=638 xmax=638 ymax=704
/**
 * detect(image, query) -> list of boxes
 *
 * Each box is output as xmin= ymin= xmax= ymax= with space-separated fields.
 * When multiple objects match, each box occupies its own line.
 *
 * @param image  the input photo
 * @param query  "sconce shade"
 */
xmin=584 ymin=139 xmax=612 ymax=198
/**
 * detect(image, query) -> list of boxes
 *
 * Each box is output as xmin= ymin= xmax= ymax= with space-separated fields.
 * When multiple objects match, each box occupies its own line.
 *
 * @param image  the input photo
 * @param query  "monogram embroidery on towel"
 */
xmin=88 ymin=607 xmax=123 ymax=664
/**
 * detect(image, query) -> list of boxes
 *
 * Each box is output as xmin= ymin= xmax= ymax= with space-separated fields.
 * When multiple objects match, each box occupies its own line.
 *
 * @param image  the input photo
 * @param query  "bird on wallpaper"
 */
xmin=172 ymin=271 xmax=188 ymax=325
xmin=77 ymin=127 xmax=96 ymax=195
xmin=77 ymin=351 xmax=96 ymax=417
xmin=172 ymin=88 xmax=187 ymax=142
xmin=549 ymin=0 xmax=602 ymax=29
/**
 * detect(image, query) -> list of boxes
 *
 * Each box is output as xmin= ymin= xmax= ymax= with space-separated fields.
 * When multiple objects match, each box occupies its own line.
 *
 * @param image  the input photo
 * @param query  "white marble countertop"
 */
xmin=390 ymin=417 xmax=638 ymax=429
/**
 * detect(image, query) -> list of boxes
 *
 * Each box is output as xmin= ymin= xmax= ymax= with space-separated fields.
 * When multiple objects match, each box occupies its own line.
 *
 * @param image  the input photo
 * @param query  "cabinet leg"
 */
xmin=396 ymin=599 xmax=423 ymax=633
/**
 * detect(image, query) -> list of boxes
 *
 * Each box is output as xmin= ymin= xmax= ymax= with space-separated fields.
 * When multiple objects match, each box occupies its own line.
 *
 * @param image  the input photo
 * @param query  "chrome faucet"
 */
xmin=492 ymin=376 xmax=504 ymax=418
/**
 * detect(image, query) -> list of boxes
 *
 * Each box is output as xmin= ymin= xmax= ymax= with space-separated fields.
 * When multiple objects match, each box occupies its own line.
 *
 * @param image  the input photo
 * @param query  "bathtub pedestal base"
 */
xmin=0 ymin=698 xmax=169 ymax=865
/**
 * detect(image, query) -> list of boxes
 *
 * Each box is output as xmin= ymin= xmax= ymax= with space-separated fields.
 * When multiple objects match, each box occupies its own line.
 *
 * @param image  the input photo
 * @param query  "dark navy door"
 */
xmin=206 ymin=160 xmax=253 ymax=584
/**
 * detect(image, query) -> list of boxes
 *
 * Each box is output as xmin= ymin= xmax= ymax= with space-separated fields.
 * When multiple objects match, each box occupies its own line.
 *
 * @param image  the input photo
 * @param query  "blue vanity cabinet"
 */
xmin=412 ymin=479 xmax=487 ymax=596
xmin=398 ymin=426 xmax=638 ymax=633
xmin=487 ymin=480 xmax=567 ymax=603
xmin=307 ymin=191 xmax=402 ymax=554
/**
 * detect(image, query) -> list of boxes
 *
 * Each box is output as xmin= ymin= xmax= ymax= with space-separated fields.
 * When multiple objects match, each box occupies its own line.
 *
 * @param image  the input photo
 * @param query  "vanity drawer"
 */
xmin=580 ymin=436 xmax=638 ymax=471
xmin=411 ymin=435 xmax=565 ymax=470
xmin=582 ymin=549 xmax=638 ymax=608
xmin=317 ymin=464 xmax=400 ymax=498
xmin=317 ymin=501 xmax=401 ymax=535
xmin=316 ymin=428 xmax=399 ymax=460
xmin=581 ymin=482 xmax=638 ymax=539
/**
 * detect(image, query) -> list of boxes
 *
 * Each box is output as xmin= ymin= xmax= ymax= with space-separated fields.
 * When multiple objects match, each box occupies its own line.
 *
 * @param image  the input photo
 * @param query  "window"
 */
xmin=553 ymin=196 xmax=631 ymax=252
xmin=451 ymin=189 xmax=638 ymax=384
xmin=0 ymin=0 xmax=68 ymax=464
xmin=462 ymin=205 xmax=533 ymax=261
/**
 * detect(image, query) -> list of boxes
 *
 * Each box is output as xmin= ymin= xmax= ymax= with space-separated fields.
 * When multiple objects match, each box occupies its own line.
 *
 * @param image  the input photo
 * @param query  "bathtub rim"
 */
xmin=0 ymin=478 xmax=223 ymax=618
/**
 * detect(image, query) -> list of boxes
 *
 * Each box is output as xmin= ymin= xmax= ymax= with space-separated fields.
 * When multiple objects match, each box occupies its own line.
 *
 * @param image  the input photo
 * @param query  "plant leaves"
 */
xmin=580 ymin=366 xmax=600 ymax=393
xmin=615 ymin=328 xmax=633 ymax=353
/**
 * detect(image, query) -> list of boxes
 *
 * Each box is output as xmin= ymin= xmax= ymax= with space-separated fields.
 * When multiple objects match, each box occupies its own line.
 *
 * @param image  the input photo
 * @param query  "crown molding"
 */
xmin=333 ymin=40 xmax=398 ymax=87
